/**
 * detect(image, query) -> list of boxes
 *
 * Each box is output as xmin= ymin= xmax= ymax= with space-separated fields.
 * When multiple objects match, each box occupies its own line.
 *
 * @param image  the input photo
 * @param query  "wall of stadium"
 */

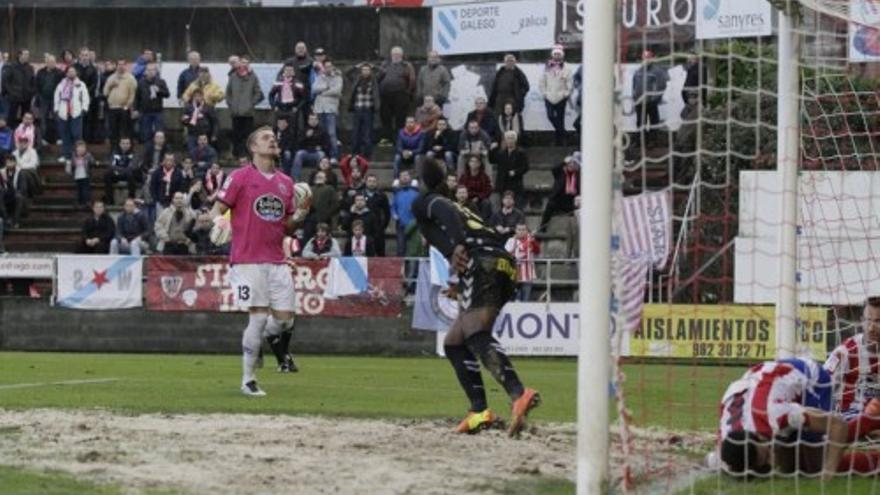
xmin=0 ymin=299 xmax=436 ymax=355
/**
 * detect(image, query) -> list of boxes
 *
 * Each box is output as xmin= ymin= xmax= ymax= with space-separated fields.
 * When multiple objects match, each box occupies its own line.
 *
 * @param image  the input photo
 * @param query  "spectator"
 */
xmin=378 ymin=46 xmax=416 ymax=146
xmin=458 ymin=154 xmax=492 ymax=219
xmin=292 ymin=113 xmax=328 ymax=180
xmin=681 ymin=53 xmax=706 ymax=105
xmin=0 ymin=155 xmax=27 ymax=228
xmin=489 ymin=53 xmax=530 ymax=114
xmin=58 ymin=49 xmax=75 ymax=73
xmin=67 ymin=141 xmax=95 ymax=208
xmin=185 ymin=177 xmax=208 ymax=211
xmin=103 ymin=136 xmax=136 ymax=204
xmin=77 ymin=200 xmax=115 ymax=254
xmin=93 ymin=58 xmax=116 ymax=145
xmin=269 ymin=64 xmax=306 ymax=128
xmin=454 ymin=184 xmax=479 ymax=216
xmin=14 ymin=111 xmax=37 ymax=149
xmin=137 ymin=130 xmax=169 ymax=180
xmin=280 ymin=42 xmax=314 ymax=99
xmin=0 ymin=188 xmax=6 ymax=251
xmin=35 ymin=54 xmax=64 ymax=145
xmin=415 ymin=95 xmax=443 ymax=134
xmin=345 ymin=192 xmax=380 ymax=247
xmin=344 ymin=219 xmax=375 ymax=257
xmin=180 ymin=157 xmax=197 ymax=191
xmin=416 ymin=50 xmax=451 ymax=106
xmin=391 ymin=170 xmax=419 ymax=257
xmin=204 ymin=162 xmax=225 ymax=205
xmin=457 ymin=119 xmax=493 ymax=175
xmin=226 ymin=56 xmax=264 ymax=157
xmin=183 ymin=67 xmax=224 ymax=107
xmin=181 ymin=89 xmax=218 ymax=154
xmin=312 ymin=59 xmax=343 ymax=160
xmin=497 ymin=101 xmax=526 ymax=147
xmin=632 ymin=49 xmax=668 ymax=132
xmin=0 ymin=118 xmax=11 ymax=155
xmin=348 ymin=62 xmax=379 ymax=159
xmin=490 ymin=190 xmax=525 ymax=239
xmin=338 ymin=153 xmax=368 ymax=188
xmin=570 ymin=65 xmax=582 ymax=136
xmin=154 ymin=191 xmax=196 ymax=255
xmin=491 ymin=130 xmax=529 ymax=208
xmin=12 ymin=136 xmax=39 ymax=197
xmin=73 ymin=47 xmax=99 ymax=143
xmin=189 ymin=209 xmax=225 ymax=255
xmin=307 ymin=47 xmax=328 ymax=105
xmin=340 ymin=165 xmax=365 ymax=216
xmin=567 ymin=196 xmax=580 ymax=259
xmin=445 ymin=173 xmax=458 ymax=200
xmin=54 ymin=66 xmax=90 ymax=161
xmin=191 ymin=134 xmax=219 ymax=176
xmin=176 ymin=50 xmax=201 ymax=102
xmin=227 ymin=55 xmax=241 ymax=76
xmin=2 ymin=49 xmax=35 ymax=128
xmin=424 ymin=117 xmax=457 ymax=173
xmin=362 ymin=173 xmax=390 ymax=257
xmin=539 ymin=45 xmax=574 ymax=146
xmin=505 ymin=222 xmax=540 ymax=301
xmin=539 ymin=152 xmax=581 ymax=231
xmin=393 ymin=116 xmax=424 ymax=178
xmin=274 ymin=118 xmax=296 ymax=177
xmin=150 ymin=153 xmax=186 ymax=218
xmin=308 ymin=156 xmax=339 ymax=188
xmin=134 ymin=62 xmax=169 ymax=144
xmin=131 ymin=49 xmax=154 ymax=81
xmin=110 ymin=197 xmax=149 ymax=255
xmin=304 ymin=170 xmax=339 ymax=242
xmin=302 ymin=222 xmax=341 ymax=259
xmin=103 ymin=59 xmax=137 ymax=148
xmin=466 ymin=96 xmax=500 ymax=143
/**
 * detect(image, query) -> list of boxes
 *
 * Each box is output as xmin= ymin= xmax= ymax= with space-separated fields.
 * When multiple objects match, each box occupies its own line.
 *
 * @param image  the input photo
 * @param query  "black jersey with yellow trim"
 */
xmin=411 ymin=192 xmax=507 ymax=258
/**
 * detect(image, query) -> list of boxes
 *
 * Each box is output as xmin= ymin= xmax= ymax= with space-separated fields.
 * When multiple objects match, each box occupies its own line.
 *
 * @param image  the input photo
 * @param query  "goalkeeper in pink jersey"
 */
xmin=211 ymin=126 xmax=306 ymax=396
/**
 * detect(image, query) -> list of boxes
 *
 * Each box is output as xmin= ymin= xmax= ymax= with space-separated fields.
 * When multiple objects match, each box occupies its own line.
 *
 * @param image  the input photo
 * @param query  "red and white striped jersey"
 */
xmin=719 ymin=360 xmax=819 ymax=440
xmin=824 ymin=334 xmax=880 ymax=415
xmin=504 ymin=236 xmax=540 ymax=283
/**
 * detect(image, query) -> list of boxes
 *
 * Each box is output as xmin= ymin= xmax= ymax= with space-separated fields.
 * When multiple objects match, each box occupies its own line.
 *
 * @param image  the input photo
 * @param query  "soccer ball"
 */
xmin=210 ymin=213 xmax=232 ymax=246
xmin=292 ymin=182 xmax=312 ymax=223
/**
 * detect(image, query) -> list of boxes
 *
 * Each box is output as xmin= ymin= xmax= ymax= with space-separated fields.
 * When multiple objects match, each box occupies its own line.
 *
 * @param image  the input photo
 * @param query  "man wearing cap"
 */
xmin=632 ymin=49 xmax=669 ymax=134
xmin=539 ymin=45 xmax=573 ymax=147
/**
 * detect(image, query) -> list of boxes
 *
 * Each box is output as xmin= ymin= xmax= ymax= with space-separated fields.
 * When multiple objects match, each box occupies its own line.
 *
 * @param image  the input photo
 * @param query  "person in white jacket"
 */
xmin=53 ymin=66 xmax=91 ymax=161
xmin=539 ymin=45 xmax=573 ymax=146
xmin=312 ymin=59 xmax=343 ymax=160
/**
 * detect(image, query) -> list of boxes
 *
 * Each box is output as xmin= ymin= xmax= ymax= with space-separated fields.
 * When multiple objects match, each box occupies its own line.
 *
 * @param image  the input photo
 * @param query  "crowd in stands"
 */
xmin=0 ymin=41 xmax=610 ymax=299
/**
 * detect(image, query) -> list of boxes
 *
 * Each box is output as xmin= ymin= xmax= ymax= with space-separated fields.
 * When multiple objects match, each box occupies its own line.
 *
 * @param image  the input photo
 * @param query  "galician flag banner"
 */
xmin=323 ymin=257 xmax=369 ymax=299
xmin=56 ymin=255 xmax=143 ymax=310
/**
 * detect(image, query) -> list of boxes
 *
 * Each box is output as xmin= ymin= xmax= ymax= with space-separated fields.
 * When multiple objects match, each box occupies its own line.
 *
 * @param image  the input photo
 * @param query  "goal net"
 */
xmin=598 ymin=0 xmax=880 ymax=492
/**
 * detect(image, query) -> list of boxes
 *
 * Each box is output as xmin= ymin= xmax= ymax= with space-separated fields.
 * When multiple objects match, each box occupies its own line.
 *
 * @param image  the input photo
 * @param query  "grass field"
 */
xmin=0 ymin=352 xmax=877 ymax=494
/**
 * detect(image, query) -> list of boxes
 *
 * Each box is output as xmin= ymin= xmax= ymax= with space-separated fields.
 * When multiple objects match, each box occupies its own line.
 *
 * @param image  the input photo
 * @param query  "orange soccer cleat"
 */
xmin=508 ymin=388 xmax=541 ymax=437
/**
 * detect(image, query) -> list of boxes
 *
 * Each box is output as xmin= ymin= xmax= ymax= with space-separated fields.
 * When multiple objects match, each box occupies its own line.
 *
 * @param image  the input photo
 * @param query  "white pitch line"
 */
xmin=0 ymin=378 xmax=120 ymax=391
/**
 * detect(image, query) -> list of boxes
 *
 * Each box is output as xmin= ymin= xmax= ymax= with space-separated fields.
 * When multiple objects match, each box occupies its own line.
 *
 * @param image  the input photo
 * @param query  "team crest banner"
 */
xmin=55 ymin=255 xmax=143 ymax=310
xmin=145 ymin=256 xmax=403 ymax=316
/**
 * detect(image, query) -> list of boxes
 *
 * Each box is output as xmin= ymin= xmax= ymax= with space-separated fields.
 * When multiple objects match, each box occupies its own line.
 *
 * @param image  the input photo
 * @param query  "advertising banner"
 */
xmin=849 ymin=0 xmax=880 ymax=62
xmin=145 ymin=256 xmax=403 ymax=316
xmin=695 ymin=0 xmax=772 ymax=40
xmin=55 ymin=256 xmax=143 ymax=310
xmin=436 ymin=303 xmax=580 ymax=357
xmin=630 ymin=304 xmax=827 ymax=360
xmin=0 ymin=255 xmax=54 ymax=279
xmin=431 ymin=0 xmax=556 ymax=55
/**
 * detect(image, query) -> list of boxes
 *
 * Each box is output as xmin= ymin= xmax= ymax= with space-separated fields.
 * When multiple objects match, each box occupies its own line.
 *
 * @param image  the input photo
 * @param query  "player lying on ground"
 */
xmin=412 ymin=157 xmax=540 ymax=436
xmin=824 ymin=296 xmax=880 ymax=419
xmin=719 ymin=357 xmax=880 ymax=478
xmin=210 ymin=126 xmax=309 ymax=396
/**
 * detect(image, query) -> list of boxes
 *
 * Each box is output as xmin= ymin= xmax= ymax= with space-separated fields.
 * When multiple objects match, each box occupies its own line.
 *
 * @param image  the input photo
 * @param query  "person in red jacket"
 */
xmin=458 ymin=154 xmax=492 ymax=220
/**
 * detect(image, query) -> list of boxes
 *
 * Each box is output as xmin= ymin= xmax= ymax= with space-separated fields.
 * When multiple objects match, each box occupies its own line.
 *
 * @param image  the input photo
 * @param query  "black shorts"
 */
xmin=459 ymin=252 xmax=517 ymax=311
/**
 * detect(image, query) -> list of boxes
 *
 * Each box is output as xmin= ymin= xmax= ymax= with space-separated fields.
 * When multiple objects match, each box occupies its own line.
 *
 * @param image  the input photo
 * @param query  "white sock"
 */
xmin=242 ymin=313 xmax=268 ymax=385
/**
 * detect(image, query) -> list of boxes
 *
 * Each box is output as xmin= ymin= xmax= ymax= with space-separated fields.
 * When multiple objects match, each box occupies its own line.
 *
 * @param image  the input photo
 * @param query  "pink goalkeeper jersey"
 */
xmin=217 ymin=165 xmax=296 ymax=265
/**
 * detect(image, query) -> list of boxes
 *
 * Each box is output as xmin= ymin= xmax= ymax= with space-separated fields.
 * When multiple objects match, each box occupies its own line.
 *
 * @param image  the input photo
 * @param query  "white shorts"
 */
xmin=229 ymin=263 xmax=296 ymax=312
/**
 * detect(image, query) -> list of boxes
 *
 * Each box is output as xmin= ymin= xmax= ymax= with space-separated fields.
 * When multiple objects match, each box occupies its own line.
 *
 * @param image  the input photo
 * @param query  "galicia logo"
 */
xmin=703 ymin=0 xmax=722 ymax=20
xmin=436 ymin=9 xmax=458 ymax=51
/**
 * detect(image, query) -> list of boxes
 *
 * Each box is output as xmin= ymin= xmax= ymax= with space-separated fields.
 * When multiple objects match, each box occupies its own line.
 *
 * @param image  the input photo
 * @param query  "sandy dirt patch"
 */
xmin=0 ymin=409 xmax=710 ymax=494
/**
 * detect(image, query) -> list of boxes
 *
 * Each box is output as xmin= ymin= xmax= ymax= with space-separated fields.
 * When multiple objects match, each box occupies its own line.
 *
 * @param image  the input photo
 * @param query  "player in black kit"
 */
xmin=412 ymin=158 xmax=540 ymax=436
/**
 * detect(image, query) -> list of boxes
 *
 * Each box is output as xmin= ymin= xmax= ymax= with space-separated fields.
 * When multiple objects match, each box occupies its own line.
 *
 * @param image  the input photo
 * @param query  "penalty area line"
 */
xmin=0 ymin=378 xmax=120 ymax=391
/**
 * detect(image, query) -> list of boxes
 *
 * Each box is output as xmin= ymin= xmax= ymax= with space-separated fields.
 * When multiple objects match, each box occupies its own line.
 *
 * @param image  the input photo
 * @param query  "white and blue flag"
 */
xmin=55 ymin=255 xmax=143 ymax=310
xmin=323 ymin=257 xmax=369 ymax=299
